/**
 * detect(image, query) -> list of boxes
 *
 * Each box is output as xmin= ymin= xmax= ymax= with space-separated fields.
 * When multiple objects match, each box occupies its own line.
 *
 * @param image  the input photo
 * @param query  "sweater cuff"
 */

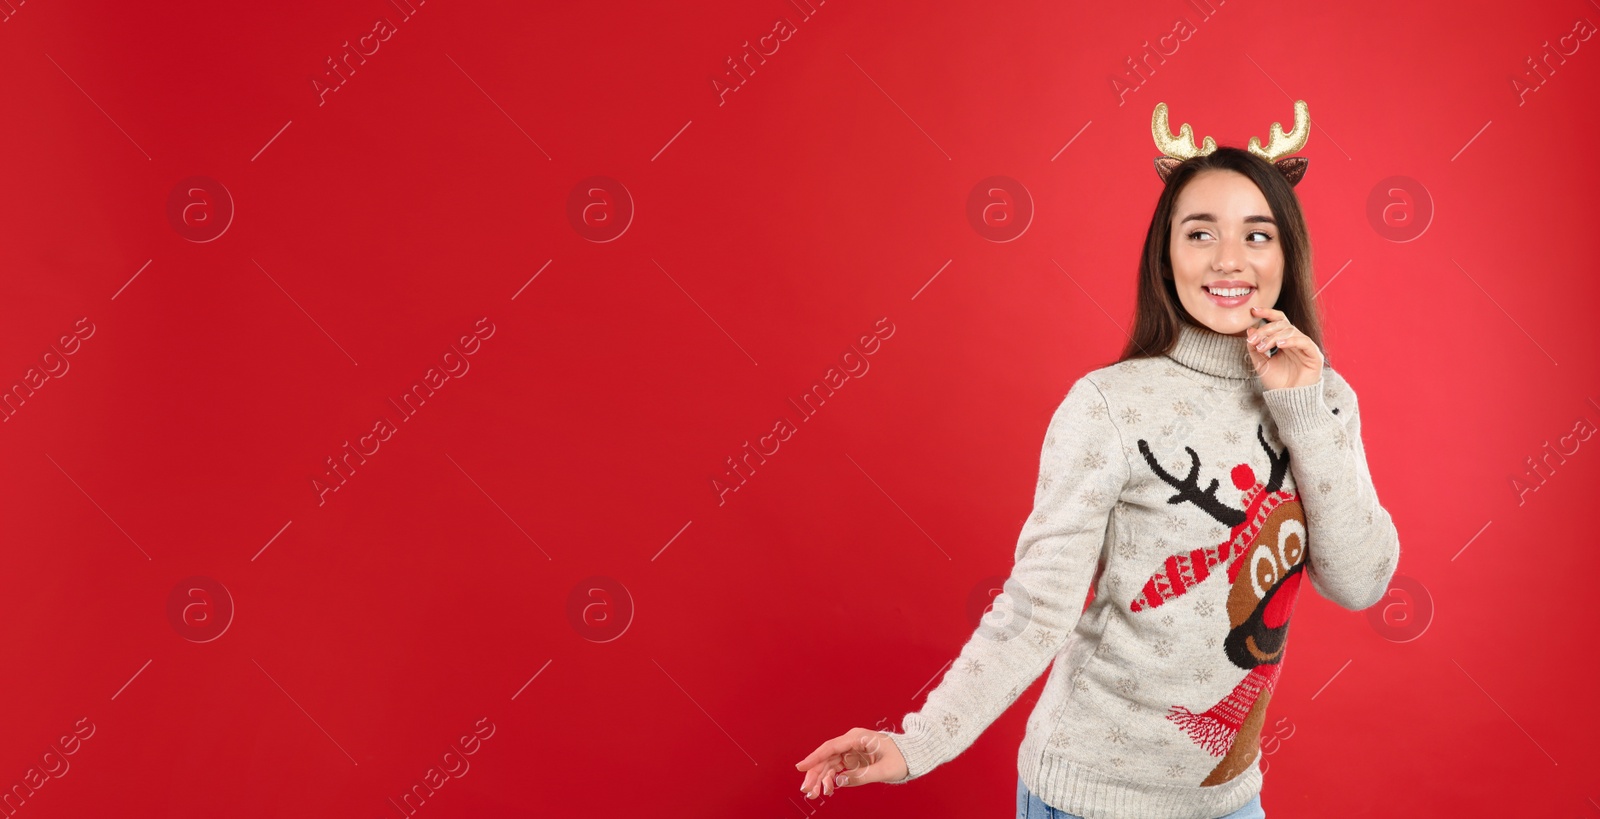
xmin=884 ymin=718 xmax=948 ymax=784
xmin=1260 ymin=377 xmax=1339 ymax=440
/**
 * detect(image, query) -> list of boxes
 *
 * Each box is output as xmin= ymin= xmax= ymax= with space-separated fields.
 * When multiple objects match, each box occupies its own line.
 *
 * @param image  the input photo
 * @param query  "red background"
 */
xmin=2 ymin=0 xmax=1597 ymax=816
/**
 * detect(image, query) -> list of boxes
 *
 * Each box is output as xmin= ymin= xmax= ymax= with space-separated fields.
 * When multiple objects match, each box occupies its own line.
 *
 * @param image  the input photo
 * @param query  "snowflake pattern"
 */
xmin=1106 ymin=726 xmax=1130 ymax=745
xmin=1115 ymin=539 xmax=1137 ymax=560
xmin=1318 ymin=479 xmax=1333 ymax=495
xmin=1153 ymin=638 xmax=1174 ymax=658
xmin=941 ymin=713 xmax=961 ymax=738
xmin=1161 ymin=613 xmax=1176 ymax=627
xmin=1030 ymin=628 xmax=1057 ymax=650
xmin=1086 ymin=401 xmax=1109 ymax=421
xmin=1173 ymin=399 xmax=1195 ymax=416
xmin=1110 ymin=757 xmax=1126 ymax=769
xmin=1081 ymin=488 xmax=1109 ymax=508
xmin=1141 ymin=384 xmax=1156 ymax=394
xmin=1119 ymin=407 xmax=1142 ymax=425
xmin=1114 ymin=676 xmax=1140 ymax=697
xmin=1223 ymin=429 xmax=1241 ymax=445
xmin=1334 ymin=427 xmax=1352 ymax=451
xmin=1165 ymin=762 xmax=1186 ymax=778
xmin=1037 ymin=472 xmax=1053 ymax=494
xmin=960 ymin=657 xmax=985 ymax=676
xmin=1366 ymin=510 xmax=1375 ymax=526
xmin=1192 ymin=667 xmax=1214 ymax=684
xmin=1165 ymin=516 xmax=1189 ymax=533
xmin=1204 ymin=635 xmax=1218 ymax=650
xmin=1373 ymin=553 xmax=1394 ymax=582
xmin=1081 ymin=450 xmax=1108 ymax=470
xmin=1194 ymin=599 xmax=1216 ymax=618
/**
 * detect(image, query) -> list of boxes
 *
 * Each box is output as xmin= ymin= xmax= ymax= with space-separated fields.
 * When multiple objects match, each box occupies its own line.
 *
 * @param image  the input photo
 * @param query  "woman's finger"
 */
xmin=801 ymin=761 xmax=829 ymax=798
xmin=1278 ymin=334 xmax=1318 ymax=363
xmin=796 ymin=734 xmax=856 ymax=771
xmin=1253 ymin=324 xmax=1295 ymax=353
xmin=817 ymin=761 xmax=839 ymax=796
xmin=1249 ymin=318 xmax=1290 ymax=342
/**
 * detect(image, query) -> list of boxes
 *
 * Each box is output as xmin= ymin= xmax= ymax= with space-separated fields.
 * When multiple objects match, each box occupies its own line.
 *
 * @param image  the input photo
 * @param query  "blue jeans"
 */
xmin=1016 ymin=776 xmax=1265 ymax=819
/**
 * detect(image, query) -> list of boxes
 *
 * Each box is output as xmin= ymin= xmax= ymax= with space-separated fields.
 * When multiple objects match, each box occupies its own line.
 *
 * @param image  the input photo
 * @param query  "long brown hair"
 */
xmin=1113 ymin=146 xmax=1327 ymax=368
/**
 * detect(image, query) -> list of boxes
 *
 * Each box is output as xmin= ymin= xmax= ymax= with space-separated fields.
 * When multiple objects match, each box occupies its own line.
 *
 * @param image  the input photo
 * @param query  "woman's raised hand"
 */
xmin=794 ymin=727 xmax=909 ymax=799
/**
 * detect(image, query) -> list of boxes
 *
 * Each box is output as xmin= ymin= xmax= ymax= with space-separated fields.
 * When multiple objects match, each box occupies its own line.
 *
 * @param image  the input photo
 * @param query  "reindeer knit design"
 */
xmin=883 ymin=320 xmax=1401 ymax=819
xmin=1168 ymin=664 xmax=1280 ymax=756
xmin=1131 ymin=483 xmax=1294 ymax=613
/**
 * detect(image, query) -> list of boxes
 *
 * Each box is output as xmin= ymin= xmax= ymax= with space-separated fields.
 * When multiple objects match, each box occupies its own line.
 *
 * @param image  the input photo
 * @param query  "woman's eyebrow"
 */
xmin=1177 ymin=213 xmax=1277 ymax=225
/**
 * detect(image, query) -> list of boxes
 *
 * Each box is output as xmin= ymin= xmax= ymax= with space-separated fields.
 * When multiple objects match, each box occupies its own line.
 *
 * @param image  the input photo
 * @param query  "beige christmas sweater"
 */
xmin=884 ymin=319 xmax=1401 ymax=819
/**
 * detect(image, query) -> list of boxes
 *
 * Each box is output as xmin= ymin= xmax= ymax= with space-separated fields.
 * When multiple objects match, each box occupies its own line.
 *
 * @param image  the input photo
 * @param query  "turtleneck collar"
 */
xmin=1164 ymin=319 xmax=1256 ymax=380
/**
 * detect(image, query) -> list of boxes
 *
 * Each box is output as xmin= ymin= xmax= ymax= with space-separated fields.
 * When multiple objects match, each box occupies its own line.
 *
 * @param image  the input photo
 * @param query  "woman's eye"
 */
xmin=1185 ymin=229 xmax=1274 ymax=243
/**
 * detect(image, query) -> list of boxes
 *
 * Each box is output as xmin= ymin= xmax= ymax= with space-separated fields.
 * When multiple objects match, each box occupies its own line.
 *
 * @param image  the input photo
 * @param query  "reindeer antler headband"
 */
xmin=1151 ymin=99 xmax=1311 ymax=187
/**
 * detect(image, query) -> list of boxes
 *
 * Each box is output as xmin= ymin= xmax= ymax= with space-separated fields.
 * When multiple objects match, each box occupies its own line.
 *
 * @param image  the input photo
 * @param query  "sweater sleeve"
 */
xmin=883 ymin=376 xmax=1128 ymax=783
xmin=1260 ymin=368 xmax=1400 ymax=611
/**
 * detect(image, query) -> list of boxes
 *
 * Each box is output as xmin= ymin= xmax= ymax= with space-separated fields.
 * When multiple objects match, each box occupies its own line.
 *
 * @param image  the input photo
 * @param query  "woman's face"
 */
xmin=1167 ymin=169 xmax=1284 ymax=337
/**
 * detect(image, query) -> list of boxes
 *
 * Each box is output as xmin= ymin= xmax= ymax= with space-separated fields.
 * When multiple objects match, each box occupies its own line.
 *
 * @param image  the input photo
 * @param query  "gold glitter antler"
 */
xmin=1151 ymin=102 xmax=1217 ymax=160
xmin=1151 ymin=102 xmax=1216 ymax=184
xmin=1246 ymin=100 xmax=1310 ymax=163
xmin=1148 ymin=99 xmax=1313 ymax=187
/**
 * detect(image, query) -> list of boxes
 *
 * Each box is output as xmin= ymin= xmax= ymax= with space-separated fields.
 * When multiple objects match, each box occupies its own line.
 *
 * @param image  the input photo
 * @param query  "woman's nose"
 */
xmin=1212 ymin=234 xmax=1246 ymax=272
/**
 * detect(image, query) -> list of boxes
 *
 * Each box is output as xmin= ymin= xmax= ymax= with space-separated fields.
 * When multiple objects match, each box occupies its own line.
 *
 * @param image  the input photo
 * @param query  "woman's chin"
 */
xmin=1186 ymin=306 xmax=1252 ymax=336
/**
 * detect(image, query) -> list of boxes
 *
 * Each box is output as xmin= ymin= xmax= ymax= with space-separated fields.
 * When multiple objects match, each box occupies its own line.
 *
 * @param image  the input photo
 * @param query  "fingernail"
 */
xmin=835 ymin=774 xmax=848 ymax=787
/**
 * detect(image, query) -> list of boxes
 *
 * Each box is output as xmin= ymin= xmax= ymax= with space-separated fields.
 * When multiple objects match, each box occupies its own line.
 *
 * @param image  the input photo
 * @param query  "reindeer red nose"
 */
xmin=1230 ymin=464 xmax=1256 ymax=490
xmin=1262 ymin=571 xmax=1301 ymax=628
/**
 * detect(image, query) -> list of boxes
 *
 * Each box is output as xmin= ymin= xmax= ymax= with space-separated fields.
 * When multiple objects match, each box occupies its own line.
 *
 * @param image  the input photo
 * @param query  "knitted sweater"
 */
xmin=884 ymin=319 xmax=1400 ymax=819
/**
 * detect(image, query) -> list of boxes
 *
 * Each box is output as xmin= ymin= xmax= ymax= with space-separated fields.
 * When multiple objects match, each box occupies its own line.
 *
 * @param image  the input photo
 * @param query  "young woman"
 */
xmin=795 ymin=103 xmax=1400 ymax=819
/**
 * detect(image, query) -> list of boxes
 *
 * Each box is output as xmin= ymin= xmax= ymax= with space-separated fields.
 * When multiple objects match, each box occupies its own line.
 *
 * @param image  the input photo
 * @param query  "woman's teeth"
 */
xmin=1205 ymin=286 xmax=1253 ymax=297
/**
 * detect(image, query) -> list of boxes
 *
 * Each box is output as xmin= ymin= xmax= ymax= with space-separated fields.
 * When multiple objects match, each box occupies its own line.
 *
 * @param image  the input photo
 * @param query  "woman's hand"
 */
xmin=1246 ymin=306 xmax=1324 ymax=391
xmin=794 ymin=727 xmax=908 ymax=799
